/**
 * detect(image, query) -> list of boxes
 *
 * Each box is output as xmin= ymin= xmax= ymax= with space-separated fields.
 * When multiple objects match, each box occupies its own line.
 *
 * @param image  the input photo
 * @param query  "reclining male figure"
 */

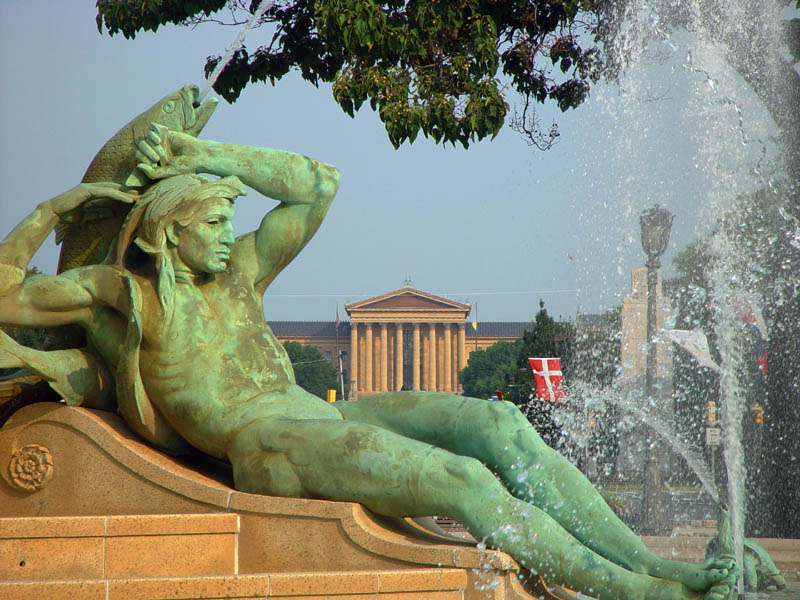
xmin=0 ymin=127 xmax=734 ymax=600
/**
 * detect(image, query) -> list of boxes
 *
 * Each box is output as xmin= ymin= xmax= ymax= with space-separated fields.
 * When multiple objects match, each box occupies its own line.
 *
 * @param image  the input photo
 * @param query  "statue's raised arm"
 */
xmin=133 ymin=125 xmax=340 ymax=293
xmin=0 ymin=183 xmax=137 ymax=412
xmin=0 ymin=183 xmax=137 ymax=324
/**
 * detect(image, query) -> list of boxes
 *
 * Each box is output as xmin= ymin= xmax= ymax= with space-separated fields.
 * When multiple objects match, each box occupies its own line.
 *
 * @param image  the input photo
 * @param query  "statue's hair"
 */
xmin=123 ymin=174 xmax=247 ymax=321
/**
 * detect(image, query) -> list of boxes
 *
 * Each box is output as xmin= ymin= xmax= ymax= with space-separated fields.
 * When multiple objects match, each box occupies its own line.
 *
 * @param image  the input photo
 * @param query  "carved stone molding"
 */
xmin=9 ymin=443 xmax=54 ymax=492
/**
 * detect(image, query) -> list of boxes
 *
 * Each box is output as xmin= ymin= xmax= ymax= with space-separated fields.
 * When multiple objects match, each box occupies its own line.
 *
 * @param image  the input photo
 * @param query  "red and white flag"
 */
xmin=528 ymin=357 xmax=565 ymax=403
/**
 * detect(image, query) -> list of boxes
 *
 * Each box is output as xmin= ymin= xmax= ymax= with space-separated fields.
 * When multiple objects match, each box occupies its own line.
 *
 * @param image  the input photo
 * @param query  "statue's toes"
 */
xmin=702 ymin=581 xmax=733 ymax=600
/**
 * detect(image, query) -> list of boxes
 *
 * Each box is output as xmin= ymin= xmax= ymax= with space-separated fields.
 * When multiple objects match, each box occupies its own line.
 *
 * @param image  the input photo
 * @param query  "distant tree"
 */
xmin=459 ymin=301 xmax=577 ymax=447
xmin=282 ymin=341 xmax=340 ymax=399
xmin=96 ymin=0 xmax=604 ymax=149
xmin=664 ymin=238 xmax=719 ymax=441
xmin=516 ymin=301 xmax=575 ymax=450
xmin=571 ymin=307 xmax=620 ymax=388
xmin=517 ymin=300 xmax=575 ymax=380
xmin=459 ymin=339 xmax=522 ymax=401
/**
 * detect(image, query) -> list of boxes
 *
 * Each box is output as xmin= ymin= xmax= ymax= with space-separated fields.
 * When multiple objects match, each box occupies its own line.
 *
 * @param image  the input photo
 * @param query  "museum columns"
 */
xmin=412 ymin=323 xmax=421 ymax=391
xmin=457 ymin=322 xmax=466 ymax=393
xmin=349 ymin=322 xmax=358 ymax=398
xmin=395 ymin=323 xmax=404 ymax=392
xmin=364 ymin=323 xmax=373 ymax=393
xmin=380 ymin=323 xmax=389 ymax=392
xmin=428 ymin=324 xmax=437 ymax=391
xmin=344 ymin=288 xmax=472 ymax=396
xmin=350 ymin=321 xmax=472 ymax=394
xmin=443 ymin=323 xmax=452 ymax=392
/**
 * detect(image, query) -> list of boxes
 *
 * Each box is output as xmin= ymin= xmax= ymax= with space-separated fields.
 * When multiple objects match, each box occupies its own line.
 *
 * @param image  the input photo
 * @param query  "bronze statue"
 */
xmin=0 ymin=92 xmax=736 ymax=600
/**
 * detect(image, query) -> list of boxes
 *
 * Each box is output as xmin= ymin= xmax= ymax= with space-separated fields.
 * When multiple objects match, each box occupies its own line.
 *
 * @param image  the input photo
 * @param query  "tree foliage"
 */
xmin=282 ymin=341 xmax=340 ymax=399
xmin=459 ymin=301 xmax=582 ymax=446
xmin=459 ymin=301 xmax=577 ymax=399
xmin=459 ymin=300 xmax=619 ymax=402
xmin=96 ymin=0 xmax=603 ymax=149
xmin=571 ymin=309 xmax=619 ymax=388
xmin=459 ymin=339 xmax=522 ymax=400
xmin=716 ymin=186 xmax=800 ymax=537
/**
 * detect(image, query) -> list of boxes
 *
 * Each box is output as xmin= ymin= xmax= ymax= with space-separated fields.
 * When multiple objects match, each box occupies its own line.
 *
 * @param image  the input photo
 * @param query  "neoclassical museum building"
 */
xmin=269 ymin=287 xmax=530 ymax=399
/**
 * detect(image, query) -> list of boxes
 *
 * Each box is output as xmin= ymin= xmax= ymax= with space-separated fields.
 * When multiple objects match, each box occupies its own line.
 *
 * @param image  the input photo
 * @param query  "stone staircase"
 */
xmin=0 ymin=513 xmax=468 ymax=600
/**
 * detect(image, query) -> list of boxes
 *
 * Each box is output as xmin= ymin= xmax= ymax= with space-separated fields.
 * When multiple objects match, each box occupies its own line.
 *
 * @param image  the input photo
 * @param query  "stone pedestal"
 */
xmin=0 ymin=403 xmax=569 ymax=600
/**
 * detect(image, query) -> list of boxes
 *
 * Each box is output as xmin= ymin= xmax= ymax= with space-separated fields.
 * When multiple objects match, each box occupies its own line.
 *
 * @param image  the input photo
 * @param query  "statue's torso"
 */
xmin=135 ymin=269 xmax=295 ymax=453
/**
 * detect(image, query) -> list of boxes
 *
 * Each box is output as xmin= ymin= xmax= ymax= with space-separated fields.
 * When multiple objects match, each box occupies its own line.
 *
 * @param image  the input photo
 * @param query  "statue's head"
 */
xmin=121 ymin=174 xmax=247 ymax=316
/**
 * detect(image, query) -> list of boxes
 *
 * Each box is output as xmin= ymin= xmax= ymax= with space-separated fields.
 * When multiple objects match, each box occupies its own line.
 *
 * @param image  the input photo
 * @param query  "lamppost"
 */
xmin=639 ymin=205 xmax=673 ymax=535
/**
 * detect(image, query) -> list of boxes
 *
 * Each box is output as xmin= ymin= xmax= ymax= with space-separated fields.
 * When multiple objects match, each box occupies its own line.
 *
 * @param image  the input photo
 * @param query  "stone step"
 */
xmin=0 ymin=513 xmax=240 ymax=581
xmin=0 ymin=569 xmax=467 ymax=600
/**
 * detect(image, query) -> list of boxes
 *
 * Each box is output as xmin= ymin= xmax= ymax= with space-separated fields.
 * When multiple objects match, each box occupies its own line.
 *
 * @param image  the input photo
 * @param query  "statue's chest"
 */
xmin=157 ymin=285 xmax=248 ymax=351
xmin=159 ymin=286 xmax=265 ymax=356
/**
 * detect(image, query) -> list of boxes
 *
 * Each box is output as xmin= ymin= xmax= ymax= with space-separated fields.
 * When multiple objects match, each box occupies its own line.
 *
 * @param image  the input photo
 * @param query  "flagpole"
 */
xmin=335 ymin=303 xmax=344 ymax=400
xmin=474 ymin=303 xmax=478 ymax=352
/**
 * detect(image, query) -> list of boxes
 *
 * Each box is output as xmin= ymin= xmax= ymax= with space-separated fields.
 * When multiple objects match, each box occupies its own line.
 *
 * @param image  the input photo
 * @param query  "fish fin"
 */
xmin=54 ymin=222 xmax=69 ymax=245
xmin=124 ymin=168 xmax=149 ymax=188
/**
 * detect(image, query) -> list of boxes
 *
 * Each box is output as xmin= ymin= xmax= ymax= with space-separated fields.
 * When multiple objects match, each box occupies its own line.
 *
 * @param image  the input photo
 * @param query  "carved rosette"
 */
xmin=8 ymin=444 xmax=54 ymax=492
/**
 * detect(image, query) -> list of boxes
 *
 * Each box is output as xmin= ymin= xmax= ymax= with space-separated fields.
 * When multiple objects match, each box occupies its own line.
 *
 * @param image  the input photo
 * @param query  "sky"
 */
xmin=0 ymin=4 xmax=781 ymax=323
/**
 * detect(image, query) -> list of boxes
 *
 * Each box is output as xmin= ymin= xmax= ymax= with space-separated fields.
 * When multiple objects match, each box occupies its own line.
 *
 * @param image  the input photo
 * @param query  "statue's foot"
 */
xmin=696 ymin=580 xmax=734 ymax=600
xmin=679 ymin=557 xmax=736 ymax=592
xmin=645 ymin=577 xmax=732 ymax=600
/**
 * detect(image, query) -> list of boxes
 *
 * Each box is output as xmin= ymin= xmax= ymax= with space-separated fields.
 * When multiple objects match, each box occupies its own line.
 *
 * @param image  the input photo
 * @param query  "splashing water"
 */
xmin=198 ymin=0 xmax=275 ymax=102
xmin=547 ymin=381 xmax=720 ymax=505
xmin=578 ymin=1 xmax=790 ymax=594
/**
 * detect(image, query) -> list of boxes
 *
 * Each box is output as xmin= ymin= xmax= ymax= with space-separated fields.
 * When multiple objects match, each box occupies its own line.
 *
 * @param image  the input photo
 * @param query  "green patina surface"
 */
xmin=0 ymin=87 xmax=741 ymax=600
xmin=706 ymin=507 xmax=787 ymax=592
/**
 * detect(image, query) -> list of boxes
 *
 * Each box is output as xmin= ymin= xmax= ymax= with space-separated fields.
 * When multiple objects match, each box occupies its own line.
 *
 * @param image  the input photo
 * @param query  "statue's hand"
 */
xmin=134 ymin=123 xmax=207 ymax=180
xmin=48 ymin=182 xmax=138 ymax=217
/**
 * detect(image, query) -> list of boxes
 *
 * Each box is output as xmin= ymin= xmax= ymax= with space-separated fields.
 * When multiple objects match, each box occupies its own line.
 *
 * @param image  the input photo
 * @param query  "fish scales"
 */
xmin=56 ymin=85 xmax=218 ymax=274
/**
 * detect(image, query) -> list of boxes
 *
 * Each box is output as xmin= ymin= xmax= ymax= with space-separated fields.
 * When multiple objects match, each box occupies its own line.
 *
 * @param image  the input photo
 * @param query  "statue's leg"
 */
xmin=335 ymin=393 xmax=733 ymax=592
xmin=227 ymin=416 xmax=726 ymax=600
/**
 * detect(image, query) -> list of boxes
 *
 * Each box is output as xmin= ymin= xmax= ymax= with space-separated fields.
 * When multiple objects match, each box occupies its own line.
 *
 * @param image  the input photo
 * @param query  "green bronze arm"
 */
xmin=134 ymin=126 xmax=340 ymax=292
xmin=0 ymin=184 xmax=136 ymax=322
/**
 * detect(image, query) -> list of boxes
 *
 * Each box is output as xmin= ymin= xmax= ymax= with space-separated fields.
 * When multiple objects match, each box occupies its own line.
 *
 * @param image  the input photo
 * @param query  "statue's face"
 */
xmin=173 ymin=198 xmax=235 ymax=274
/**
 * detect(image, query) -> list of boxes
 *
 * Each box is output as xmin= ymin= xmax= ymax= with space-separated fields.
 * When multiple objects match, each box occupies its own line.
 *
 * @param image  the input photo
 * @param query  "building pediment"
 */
xmin=346 ymin=288 xmax=470 ymax=317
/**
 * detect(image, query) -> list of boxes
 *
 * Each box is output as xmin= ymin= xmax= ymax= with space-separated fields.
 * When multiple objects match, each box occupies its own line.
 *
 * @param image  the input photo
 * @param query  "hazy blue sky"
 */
xmin=0 ymin=4 xmax=779 ymax=322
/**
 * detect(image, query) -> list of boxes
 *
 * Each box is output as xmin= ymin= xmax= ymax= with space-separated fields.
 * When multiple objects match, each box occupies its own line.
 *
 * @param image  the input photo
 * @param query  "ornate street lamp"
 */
xmin=640 ymin=205 xmax=674 ymax=269
xmin=639 ymin=205 xmax=673 ymax=535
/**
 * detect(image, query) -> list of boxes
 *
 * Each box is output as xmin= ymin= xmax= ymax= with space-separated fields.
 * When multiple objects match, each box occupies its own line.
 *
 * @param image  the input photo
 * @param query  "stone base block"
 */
xmin=0 ymin=403 xmax=567 ymax=600
xmin=0 ymin=569 xmax=467 ymax=600
xmin=0 ymin=513 xmax=239 ymax=581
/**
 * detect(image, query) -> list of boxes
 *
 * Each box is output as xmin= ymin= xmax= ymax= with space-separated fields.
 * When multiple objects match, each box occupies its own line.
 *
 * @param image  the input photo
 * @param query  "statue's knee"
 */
xmin=483 ymin=400 xmax=529 ymax=432
xmin=231 ymin=449 xmax=304 ymax=497
xmin=433 ymin=453 xmax=495 ymax=493
xmin=228 ymin=426 xmax=304 ymax=497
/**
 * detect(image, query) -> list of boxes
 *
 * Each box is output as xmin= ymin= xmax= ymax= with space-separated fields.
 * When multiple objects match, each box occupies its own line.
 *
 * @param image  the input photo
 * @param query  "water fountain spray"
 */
xmin=198 ymin=0 xmax=276 ymax=103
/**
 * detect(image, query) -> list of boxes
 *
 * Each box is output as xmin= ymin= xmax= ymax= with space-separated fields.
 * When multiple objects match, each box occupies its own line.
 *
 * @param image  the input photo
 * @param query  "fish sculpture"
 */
xmin=705 ymin=505 xmax=787 ymax=592
xmin=55 ymin=84 xmax=218 ymax=273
